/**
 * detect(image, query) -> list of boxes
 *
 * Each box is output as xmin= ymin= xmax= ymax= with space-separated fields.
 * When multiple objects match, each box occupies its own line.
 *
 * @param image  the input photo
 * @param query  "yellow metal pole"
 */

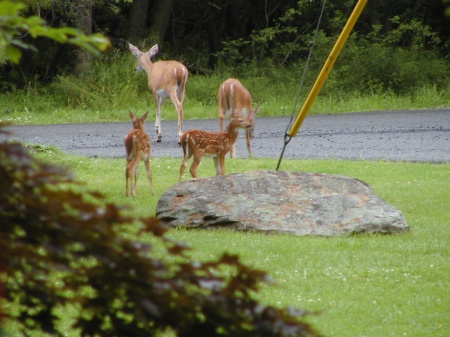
xmin=287 ymin=0 xmax=368 ymax=137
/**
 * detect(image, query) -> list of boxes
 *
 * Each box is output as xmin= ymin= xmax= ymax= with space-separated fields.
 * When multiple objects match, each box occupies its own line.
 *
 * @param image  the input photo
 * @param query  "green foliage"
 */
xmin=322 ymin=18 xmax=450 ymax=95
xmin=51 ymin=50 xmax=146 ymax=110
xmin=2 ymin=0 xmax=450 ymax=100
xmin=214 ymin=2 xmax=449 ymax=96
xmin=1 ymin=0 xmax=450 ymax=93
xmin=0 ymin=124 xmax=322 ymax=337
xmin=0 ymin=0 xmax=110 ymax=63
xmin=385 ymin=16 xmax=442 ymax=50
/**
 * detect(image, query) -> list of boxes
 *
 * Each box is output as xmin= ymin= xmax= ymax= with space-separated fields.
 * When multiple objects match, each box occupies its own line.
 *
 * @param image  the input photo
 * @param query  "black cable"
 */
xmin=276 ymin=0 xmax=327 ymax=170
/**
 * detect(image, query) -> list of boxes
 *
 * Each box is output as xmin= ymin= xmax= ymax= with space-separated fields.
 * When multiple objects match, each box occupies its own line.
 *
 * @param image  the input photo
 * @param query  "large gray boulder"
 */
xmin=156 ymin=170 xmax=409 ymax=236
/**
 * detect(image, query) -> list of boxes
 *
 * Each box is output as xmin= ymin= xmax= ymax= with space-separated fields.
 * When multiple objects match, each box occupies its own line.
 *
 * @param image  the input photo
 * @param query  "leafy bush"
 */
xmin=324 ymin=18 xmax=450 ymax=95
xmin=0 ymin=123 xmax=321 ymax=337
xmin=216 ymin=10 xmax=450 ymax=97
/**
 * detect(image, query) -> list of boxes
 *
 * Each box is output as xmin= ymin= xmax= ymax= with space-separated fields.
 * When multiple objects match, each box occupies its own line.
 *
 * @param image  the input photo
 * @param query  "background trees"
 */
xmin=1 ymin=0 xmax=449 ymax=91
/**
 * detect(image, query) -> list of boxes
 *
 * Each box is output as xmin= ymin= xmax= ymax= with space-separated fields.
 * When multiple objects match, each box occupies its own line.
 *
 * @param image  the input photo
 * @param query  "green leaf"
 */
xmin=87 ymin=34 xmax=111 ymax=51
xmin=24 ymin=15 xmax=45 ymax=26
xmin=0 ymin=1 xmax=26 ymax=16
xmin=5 ymin=44 xmax=21 ymax=63
xmin=56 ymin=27 xmax=80 ymax=37
xmin=42 ymin=28 xmax=68 ymax=43
xmin=69 ymin=37 xmax=100 ymax=54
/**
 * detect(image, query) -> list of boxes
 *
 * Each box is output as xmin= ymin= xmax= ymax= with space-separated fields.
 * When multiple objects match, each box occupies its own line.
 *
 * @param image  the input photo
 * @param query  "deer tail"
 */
xmin=128 ymin=135 xmax=138 ymax=161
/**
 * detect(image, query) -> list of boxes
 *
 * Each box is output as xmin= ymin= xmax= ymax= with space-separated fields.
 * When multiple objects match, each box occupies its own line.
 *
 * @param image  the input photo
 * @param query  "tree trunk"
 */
xmin=72 ymin=0 xmax=93 ymax=76
xmin=128 ymin=0 xmax=150 ymax=43
xmin=150 ymin=0 xmax=174 ymax=43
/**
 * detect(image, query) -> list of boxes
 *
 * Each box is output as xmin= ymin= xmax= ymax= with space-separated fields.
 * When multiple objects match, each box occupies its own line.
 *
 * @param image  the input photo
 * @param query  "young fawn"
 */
xmin=179 ymin=116 xmax=253 ymax=181
xmin=124 ymin=111 xmax=155 ymax=196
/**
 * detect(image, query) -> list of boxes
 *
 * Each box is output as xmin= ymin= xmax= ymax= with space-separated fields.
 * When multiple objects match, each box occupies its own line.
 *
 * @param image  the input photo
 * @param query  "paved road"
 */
xmin=4 ymin=109 xmax=450 ymax=163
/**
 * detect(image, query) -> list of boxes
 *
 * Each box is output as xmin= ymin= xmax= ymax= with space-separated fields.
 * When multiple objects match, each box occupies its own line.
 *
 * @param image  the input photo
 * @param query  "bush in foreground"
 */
xmin=0 ymin=123 xmax=321 ymax=337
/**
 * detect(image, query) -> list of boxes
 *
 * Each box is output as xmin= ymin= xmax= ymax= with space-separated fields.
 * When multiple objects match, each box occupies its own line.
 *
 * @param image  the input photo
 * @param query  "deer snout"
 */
xmin=245 ymin=121 xmax=254 ymax=129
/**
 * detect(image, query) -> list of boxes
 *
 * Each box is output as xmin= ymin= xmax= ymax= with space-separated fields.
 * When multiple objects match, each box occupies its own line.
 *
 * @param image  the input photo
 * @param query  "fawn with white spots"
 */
xmin=179 ymin=116 xmax=253 ymax=181
xmin=124 ymin=111 xmax=155 ymax=196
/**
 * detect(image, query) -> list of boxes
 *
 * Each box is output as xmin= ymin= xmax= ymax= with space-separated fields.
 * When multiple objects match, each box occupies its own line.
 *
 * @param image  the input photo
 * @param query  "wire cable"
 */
xmin=276 ymin=0 xmax=327 ymax=170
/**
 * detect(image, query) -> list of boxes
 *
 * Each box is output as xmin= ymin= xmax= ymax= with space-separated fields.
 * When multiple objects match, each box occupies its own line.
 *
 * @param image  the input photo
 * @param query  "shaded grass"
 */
xmin=34 ymin=150 xmax=450 ymax=337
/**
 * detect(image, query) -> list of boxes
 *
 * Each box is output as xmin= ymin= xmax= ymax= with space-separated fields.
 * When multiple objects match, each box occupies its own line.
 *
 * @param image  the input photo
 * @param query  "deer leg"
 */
xmin=177 ymin=103 xmax=183 ymax=145
xmin=125 ymin=159 xmax=138 ymax=197
xmin=189 ymin=154 xmax=202 ymax=179
xmin=218 ymin=155 xmax=226 ymax=175
xmin=126 ymin=155 xmax=141 ymax=197
xmin=155 ymin=93 xmax=165 ymax=142
xmin=169 ymin=90 xmax=183 ymax=145
xmin=218 ymin=106 xmax=225 ymax=132
xmin=177 ymin=77 xmax=187 ymax=141
xmin=245 ymin=128 xmax=253 ymax=159
xmin=144 ymin=158 xmax=155 ymax=195
xmin=179 ymin=152 xmax=192 ymax=182
xmin=134 ymin=164 xmax=140 ymax=182
xmin=213 ymin=157 xmax=221 ymax=175
xmin=125 ymin=164 xmax=130 ymax=197
xmin=125 ymin=157 xmax=138 ymax=197
xmin=230 ymin=142 xmax=237 ymax=159
xmin=132 ymin=164 xmax=140 ymax=197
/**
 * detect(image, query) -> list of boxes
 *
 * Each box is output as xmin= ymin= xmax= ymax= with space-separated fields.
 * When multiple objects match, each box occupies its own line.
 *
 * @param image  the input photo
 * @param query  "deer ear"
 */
xmin=129 ymin=111 xmax=135 ymax=119
xmin=251 ymin=106 xmax=259 ymax=118
xmin=147 ymin=44 xmax=159 ymax=58
xmin=141 ymin=111 xmax=149 ymax=121
xmin=128 ymin=43 xmax=141 ymax=57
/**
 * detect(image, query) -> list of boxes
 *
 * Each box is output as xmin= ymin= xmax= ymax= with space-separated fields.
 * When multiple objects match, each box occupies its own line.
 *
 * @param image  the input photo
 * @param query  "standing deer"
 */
xmin=179 ymin=116 xmax=253 ymax=182
xmin=128 ymin=43 xmax=188 ymax=144
xmin=218 ymin=78 xmax=258 ymax=159
xmin=124 ymin=111 xmax=155 ymax=197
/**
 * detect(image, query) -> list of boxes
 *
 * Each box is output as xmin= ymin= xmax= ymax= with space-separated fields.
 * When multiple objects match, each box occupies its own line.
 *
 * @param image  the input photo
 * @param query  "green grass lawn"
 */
xmin=34 ymin=149 xmax=449 ymax=337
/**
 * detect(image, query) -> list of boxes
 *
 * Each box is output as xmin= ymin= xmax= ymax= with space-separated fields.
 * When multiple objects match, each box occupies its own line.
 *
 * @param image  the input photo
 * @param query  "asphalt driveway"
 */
xmin=4 ymin=108 xmax=450 ymax=163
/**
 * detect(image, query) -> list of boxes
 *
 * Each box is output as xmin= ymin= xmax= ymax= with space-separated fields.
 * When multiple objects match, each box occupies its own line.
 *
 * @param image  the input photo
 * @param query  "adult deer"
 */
xmin=128 ymin=43 xmax=188 ymax=144
xmin=218 ymin=78 xmax=258 ymax=159
xmin=124 ymin=111 xmax=155 ymax=197
xmin=179 ymin=116 xmax=253 ymax=182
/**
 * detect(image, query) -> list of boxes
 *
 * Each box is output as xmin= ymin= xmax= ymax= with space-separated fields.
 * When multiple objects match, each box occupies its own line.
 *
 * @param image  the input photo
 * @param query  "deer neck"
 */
xmin=141 ymin=55 xmax=154 ymax=76
xmin=226 ymin=126 xmax=240 ymax=144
